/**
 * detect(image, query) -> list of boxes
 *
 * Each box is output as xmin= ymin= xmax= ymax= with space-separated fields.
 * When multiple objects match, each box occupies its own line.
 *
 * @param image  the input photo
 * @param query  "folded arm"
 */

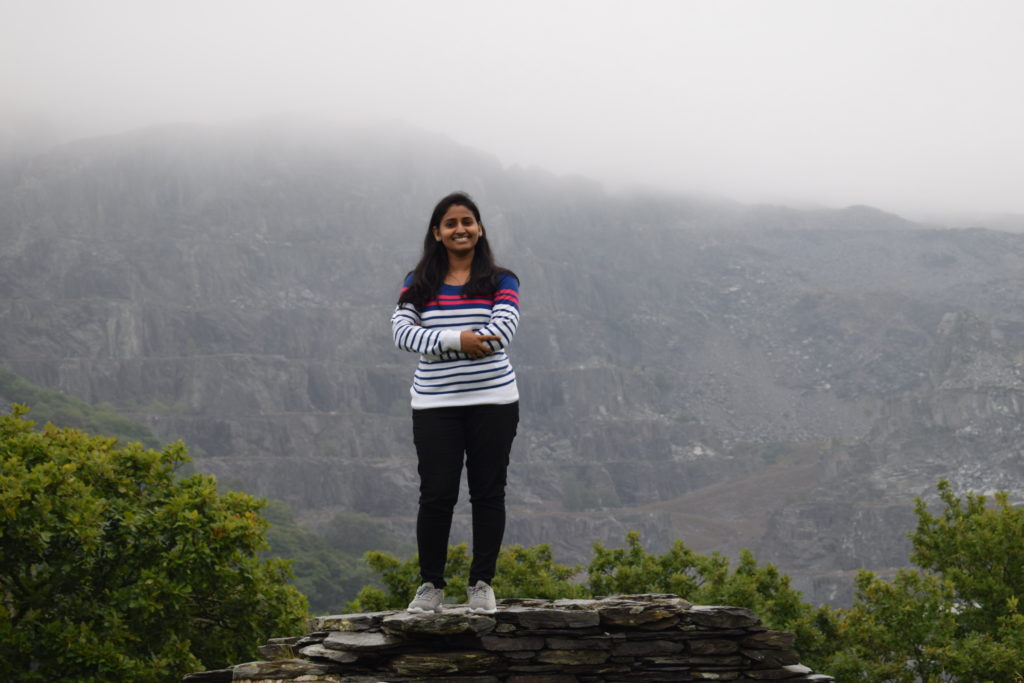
xmin=391 ymin=304 xmax=462 ymax=356
xmin=473 ymin=275 xmax=520 ymax=354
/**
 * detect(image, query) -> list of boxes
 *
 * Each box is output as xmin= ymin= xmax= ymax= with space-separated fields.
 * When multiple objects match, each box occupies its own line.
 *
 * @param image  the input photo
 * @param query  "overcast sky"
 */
xmin=3 ymin=0 xmax=1023 ymax=218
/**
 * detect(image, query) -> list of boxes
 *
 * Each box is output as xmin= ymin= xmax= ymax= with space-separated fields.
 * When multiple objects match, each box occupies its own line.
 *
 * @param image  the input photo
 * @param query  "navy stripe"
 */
xmin=419 ymin=351 xmax=507 ymax=366
xmin=414 ymin=367 xmax=514 ymax=390
xmin=413 ymin=375 xmax=518 ymax=395
xmin=416 ymin=357 xmax=505 ymax=373
xmin=415 ymin=364 xmax=511 ymax=382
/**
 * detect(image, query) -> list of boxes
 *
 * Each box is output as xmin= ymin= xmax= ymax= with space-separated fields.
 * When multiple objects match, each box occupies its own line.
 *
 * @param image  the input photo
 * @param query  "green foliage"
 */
xmin=587 ymin=532 xmax=836 ymax=664
xmin=493 ymin=544 xmax=589 ymax=600
xmin=0 ymin=406 xmax=306 ymax=682
xmin=821 ymin=479 xmax=1024 ymax=681
xmin=262 ymin=502 xmax=411 ymax=615
xmin=347 ymin=542 xmax=589 ymax=612
xmin=0 ymin=366 xmax=157 ymax=447
xmin=912 ymin=479 xmax=1024 ymax=633
xmin=348 ymin=529 xmax=831 ymax=663
xmin=348 ymin=544 xmax=472 ymax=612
xmin=825 ymin=569 xmax=956 ymax=682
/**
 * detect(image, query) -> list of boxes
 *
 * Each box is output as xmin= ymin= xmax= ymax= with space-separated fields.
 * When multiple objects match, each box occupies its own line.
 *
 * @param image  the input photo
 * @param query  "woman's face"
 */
xmin=432 ymin=204 xmax=483 ymax=257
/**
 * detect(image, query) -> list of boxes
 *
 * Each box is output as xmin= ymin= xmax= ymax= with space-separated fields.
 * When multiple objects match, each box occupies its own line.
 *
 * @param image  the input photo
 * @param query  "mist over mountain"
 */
xmin=2 ymin=119 xmax=1022 ymax=605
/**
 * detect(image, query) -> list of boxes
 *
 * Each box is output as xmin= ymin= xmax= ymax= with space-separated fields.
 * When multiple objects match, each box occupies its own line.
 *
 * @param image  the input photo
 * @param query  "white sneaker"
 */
xmin=467 ymin=580 xmax=497 ymax=613
xmin=407 ymin=582 xmax=444 ymax=613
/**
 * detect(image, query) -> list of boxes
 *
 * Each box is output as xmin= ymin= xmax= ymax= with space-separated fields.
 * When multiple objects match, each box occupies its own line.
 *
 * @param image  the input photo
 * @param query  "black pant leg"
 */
xmin=464 ymin=401 xmax=519 ymax=585
xmin=412 ymin=406 xmax=467 ymax=589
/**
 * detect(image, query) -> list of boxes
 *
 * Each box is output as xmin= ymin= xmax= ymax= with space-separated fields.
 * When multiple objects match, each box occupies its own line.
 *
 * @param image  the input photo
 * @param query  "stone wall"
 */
xmin=183 ymin=594 xmax=834 ymax=682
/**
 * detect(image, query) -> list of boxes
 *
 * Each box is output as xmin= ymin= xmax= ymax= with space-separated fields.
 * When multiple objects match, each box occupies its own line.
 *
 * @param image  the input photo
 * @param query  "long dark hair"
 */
xmin=399 ymin=192 xmax=518 ymax=310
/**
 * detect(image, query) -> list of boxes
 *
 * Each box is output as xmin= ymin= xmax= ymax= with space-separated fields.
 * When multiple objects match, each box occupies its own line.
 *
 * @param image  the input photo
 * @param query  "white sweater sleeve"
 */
xmin=391 ymin=303 xmax=462 ymax=355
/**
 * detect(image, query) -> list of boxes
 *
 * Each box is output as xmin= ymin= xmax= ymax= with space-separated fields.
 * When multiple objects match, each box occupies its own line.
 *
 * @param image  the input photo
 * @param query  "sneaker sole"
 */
xmin=407 ymin=606 xmax=443 ymax=613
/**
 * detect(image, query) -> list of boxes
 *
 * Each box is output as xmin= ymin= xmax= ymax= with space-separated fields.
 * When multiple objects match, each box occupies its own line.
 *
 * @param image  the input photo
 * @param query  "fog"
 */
xmin=3 ymin=0 xmax=1023 ymax=219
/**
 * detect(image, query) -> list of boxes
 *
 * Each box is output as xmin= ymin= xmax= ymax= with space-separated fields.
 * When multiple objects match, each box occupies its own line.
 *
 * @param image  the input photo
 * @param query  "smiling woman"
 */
xmin=390 ymin=191 xmax=521 ymax=615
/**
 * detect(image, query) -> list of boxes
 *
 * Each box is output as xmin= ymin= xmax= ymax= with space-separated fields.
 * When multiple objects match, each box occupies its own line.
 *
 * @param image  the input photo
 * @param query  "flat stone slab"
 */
xmin=741 ymin=629 xmax=797 ymax=649
xmin=684 ymin=605 xmax=761 ymax=629
xmin=390 ymin=651 xmax=502 ymax=675
xmin=598 ymin=602 xmax=684 ymax=627
xmin=498 ymin=607 xmax=601 ymax=629
xmin=322 ymin=630 xmax=403 ymax=652
xmin=382 ymin=610 xmax=496 ymax=637
xmin=298 ymin=644 xmax=359 ymax=664
xmin=481 ymin=634 xmax=546 ymax=651
xmin=535 ymin=649 xmax=610 ymax=665
xmin=231 ymin=659 xmax=336 ymax=680
xmin=255 ymin=643 xmax=296 ymax=661
xmin=610 ymin=639 xmax=684 ymax=656
xmin=311 ymin=611 xmax=390 ymax=632
xmin=183 ymin=669 xmax=232 ymax=682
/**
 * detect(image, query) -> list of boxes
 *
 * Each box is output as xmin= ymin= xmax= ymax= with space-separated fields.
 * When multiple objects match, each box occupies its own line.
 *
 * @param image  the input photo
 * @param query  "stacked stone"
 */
xmin=183 ymin=594 xmax=834 ymax=682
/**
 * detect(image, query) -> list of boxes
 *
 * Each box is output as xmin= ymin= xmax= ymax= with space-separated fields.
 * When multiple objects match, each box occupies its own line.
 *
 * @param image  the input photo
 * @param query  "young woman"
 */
xmin=391 ymin=191 xmax=520 ymax=614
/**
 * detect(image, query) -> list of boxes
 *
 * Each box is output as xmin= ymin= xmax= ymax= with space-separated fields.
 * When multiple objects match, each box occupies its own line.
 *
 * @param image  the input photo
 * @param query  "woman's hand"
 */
xmin=460 ymin=330 xmax=501 ymax=359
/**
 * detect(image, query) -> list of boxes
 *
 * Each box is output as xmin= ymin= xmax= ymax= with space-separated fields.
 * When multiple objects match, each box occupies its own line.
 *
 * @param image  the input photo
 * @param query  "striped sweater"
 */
xmin=391 ymin=272 xmax=520 ymax=409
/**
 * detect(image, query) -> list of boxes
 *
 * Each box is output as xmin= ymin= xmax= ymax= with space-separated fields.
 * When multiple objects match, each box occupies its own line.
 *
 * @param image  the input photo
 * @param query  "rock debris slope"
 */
xmin=3 ymin=120 xmax=1024 ymax=604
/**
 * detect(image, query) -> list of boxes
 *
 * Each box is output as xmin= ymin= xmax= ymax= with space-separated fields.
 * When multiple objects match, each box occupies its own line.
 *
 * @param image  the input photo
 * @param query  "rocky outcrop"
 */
xmin=183 ymin=594 xmax=832 ymax=682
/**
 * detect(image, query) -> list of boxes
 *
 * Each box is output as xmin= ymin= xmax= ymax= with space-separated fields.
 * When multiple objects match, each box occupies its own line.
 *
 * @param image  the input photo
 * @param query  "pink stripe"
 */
xmin=436 ymin=297 xmax=495 ymax=305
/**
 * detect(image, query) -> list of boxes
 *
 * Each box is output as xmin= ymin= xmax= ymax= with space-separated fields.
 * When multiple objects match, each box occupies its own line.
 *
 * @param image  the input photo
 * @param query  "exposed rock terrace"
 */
xmin=183 ymin=594 xmax=833 ymax=682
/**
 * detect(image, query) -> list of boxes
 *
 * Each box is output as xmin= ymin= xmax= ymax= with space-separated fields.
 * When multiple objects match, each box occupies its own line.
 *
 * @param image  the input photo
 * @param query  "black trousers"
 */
xmin=412 ymin=401 xmax=519 ymax=588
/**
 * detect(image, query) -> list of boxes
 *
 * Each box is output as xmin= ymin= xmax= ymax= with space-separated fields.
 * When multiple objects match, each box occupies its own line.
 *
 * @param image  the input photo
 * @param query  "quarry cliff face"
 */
xmin=3 ymin=121 xmax=1024 ymax=605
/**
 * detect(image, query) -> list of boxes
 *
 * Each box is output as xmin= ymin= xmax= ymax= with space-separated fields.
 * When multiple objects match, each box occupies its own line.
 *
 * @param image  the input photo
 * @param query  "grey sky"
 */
xmin=3 ymin=0 xmax=1023 ymax=218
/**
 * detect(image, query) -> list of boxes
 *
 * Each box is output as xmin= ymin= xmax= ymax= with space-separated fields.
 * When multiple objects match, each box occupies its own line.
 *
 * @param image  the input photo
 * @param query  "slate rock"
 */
xmin=293 ymin=632 xmax=327 ymax=648
xmin=299 ymin=643 xmax=359 ymax=664
xmin=597 ymin=600 xmax=684 ymax=627
xmin=742 ymin=648 xmax=801 ymax=666
xmin=312 ymin=611 xmax=391 ymax=632
xmin=255 ymin=643 xmax=296 ymax=660
xmin=322 ymin=630 xmax=402 ymax=652
xmin=741 ymin=630 xmax=797 ymax=649
xmin=382 ymin=610 xmax=496 ymax=637
xmin=182 ymin=669 xmax=233 ymax=682
xmin=481 ymin=635 xmax=546 ymax=651
xmin=611 ymin=639 xmax=684 ymax=656
xmin=390 ymin=651 xmax=502 ymax=675
xmin=498 ymin=607 xmax=601 ymax=629
xmin=230 ymin=659 xmax=334 ymax=680
xmin=535 ymin=649 xmax=610 ymax=665
xmin=545 ymin=636 xmax=611 ymax=650
xmin=684 ymin=605 xmax=761 ymax=629
xmin=551 ymin=598 xmax=602 ymax=610
xmin=690 ymin=638 xmax=740 ymax=655
xmin=266 ymin=636 xmax=301 ymax=645
xmin=498 ymin=598 xmax=553 ymax=607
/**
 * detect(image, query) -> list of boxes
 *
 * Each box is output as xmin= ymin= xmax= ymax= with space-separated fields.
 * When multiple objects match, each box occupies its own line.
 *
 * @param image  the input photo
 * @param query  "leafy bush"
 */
xmin=0 ymin=406 xmax=306 ymax=682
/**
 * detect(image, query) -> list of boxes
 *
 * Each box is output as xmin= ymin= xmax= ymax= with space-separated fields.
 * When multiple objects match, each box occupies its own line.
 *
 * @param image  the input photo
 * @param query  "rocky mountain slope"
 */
xmin=2 ymin=119 xmax=1022 ymax=605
